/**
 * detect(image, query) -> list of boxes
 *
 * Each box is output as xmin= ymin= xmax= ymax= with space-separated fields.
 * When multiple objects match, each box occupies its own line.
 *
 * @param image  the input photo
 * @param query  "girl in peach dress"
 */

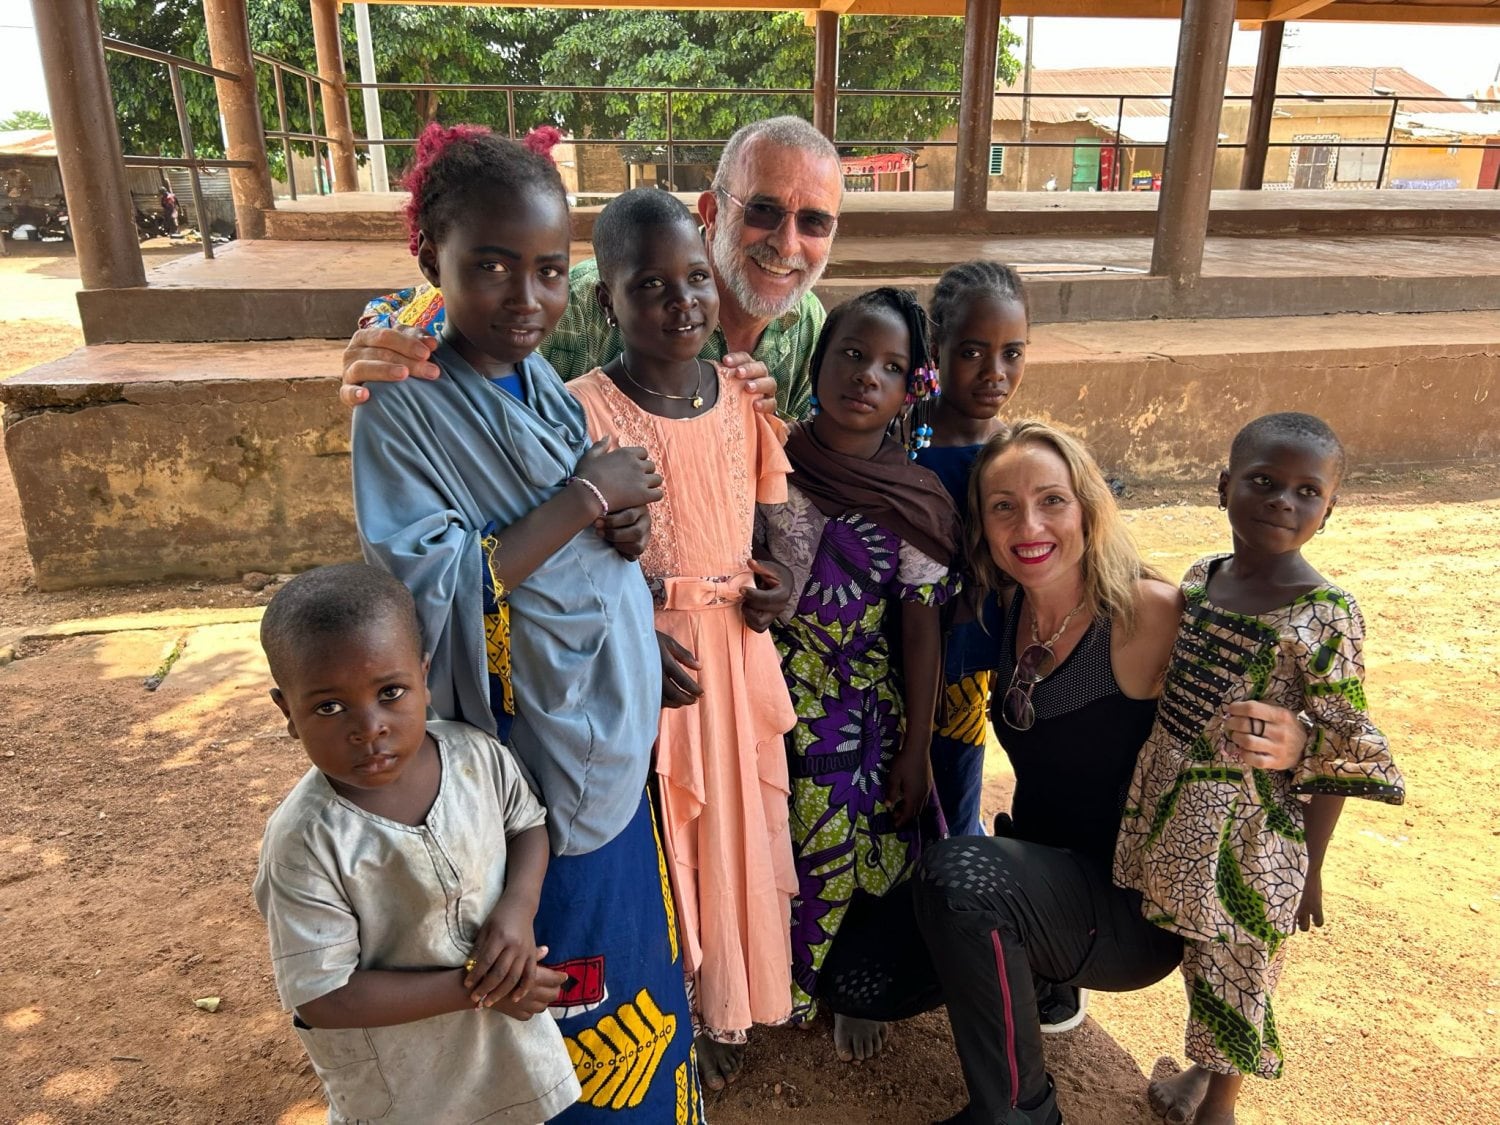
xmin=567 ymin=188 xmax=798 ymax=1090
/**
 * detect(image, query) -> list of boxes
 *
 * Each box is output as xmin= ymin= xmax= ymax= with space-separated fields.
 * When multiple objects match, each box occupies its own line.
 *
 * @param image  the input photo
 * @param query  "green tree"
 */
xmin=97 ymin=1 xmax=565 ymax=174
xmin=94 ymin=4 xmax=1018 ymax=179
xmin=0 ymin=109 xmax=51 ymax=130
xmin=535 ymin=13 xmax=1020 ymax=164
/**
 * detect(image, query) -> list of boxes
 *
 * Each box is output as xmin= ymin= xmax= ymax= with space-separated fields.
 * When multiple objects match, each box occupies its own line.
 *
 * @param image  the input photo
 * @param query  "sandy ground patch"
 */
xmin=1 ymin=253 xmax=1496 ymax=1123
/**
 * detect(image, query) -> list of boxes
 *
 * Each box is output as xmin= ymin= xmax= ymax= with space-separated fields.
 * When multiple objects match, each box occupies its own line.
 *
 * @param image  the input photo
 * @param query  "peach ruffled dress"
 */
xmin=568 ymin=365 xmax=798 ymax=1041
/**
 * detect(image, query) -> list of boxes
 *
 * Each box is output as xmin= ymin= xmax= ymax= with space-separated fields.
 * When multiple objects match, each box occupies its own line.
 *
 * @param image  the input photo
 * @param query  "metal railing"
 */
xmin=253 ymin=52 xmax=338 ymax=201
xmin=330 ymin=81 xmax=1494 ymax=195
xmin=341 ymin=80 xmax=970 ymax=189
xmin=1226 ymin=92 xmax=1495 ymax=190
xmin=100 ymin=37 xmax=256 ymax=260
xmin=979 ymin=91 xmax=1496 ymax=191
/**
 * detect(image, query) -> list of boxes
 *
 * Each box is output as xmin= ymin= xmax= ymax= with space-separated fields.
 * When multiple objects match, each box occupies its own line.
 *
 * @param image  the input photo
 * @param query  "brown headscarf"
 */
xmin=784 ymin=420 xmax=960 ymax=565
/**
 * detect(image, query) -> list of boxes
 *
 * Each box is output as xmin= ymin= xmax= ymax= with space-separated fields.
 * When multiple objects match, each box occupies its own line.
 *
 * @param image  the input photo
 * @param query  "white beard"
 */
xmin=710 ymin=212 xmax=828 ymax=321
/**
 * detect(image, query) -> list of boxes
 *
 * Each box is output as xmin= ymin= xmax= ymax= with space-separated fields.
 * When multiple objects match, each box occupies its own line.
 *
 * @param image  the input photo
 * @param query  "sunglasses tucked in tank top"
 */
xmin=992 ymin=590 xmax=1158 ymax=868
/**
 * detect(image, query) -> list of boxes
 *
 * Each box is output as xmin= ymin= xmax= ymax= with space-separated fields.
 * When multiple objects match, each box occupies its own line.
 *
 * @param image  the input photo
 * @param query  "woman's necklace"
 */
xmin=1030 ymin=597 xmax=1088 ymax=650
xmin=617 ymin=354 xmax=706 ymax=409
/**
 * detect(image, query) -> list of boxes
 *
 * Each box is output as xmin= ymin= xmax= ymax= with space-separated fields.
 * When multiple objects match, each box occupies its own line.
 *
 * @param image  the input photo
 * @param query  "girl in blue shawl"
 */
xmin=351 ymin=123 xmax=703 ymax=1122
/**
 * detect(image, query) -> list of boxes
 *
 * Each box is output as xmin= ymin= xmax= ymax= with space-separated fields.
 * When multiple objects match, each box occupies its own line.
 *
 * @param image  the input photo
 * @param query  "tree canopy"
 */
xmin=97 ymin=3 xmax=1019 ymax=180
xmin=0 ymin=109 xmax=51 ymax=131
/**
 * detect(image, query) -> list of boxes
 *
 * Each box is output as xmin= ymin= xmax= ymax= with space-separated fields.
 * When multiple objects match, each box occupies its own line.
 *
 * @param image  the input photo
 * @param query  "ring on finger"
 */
xmin=1249 ymin=717 xmax=1265 ymax=738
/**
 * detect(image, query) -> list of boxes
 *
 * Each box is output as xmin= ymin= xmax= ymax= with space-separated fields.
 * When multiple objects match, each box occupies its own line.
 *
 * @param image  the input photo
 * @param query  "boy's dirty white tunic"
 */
xmin=254 ymin=720 xmax=579 ymax=1124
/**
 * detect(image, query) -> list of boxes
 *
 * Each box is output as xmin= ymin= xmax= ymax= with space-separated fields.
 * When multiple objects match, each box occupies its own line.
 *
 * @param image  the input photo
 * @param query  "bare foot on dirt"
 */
xmin=1190 ymin=1070 xmax=1241 ymax=1125
xmin=1149 ymin=1064 xmax=1211 ymax=1124
xmin=832 ymin=1013 xmax=889 ymax=1062
xmin=696 ymin=1033 xmax=745 ymax=1091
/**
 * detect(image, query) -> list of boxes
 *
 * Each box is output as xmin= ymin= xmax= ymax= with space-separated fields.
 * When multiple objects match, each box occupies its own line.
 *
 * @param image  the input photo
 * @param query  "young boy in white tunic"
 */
xmin=253 ymin=564 xmax=580 ymax=1124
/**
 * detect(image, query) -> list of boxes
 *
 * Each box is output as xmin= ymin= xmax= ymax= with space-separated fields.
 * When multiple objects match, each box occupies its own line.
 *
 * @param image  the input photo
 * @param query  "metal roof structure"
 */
xmin=993 ymin=65 xmax=1471 ymax=124
xmin=1398 ymin=110 xmax=1500 ymax=135
xmin=0 ymin=130 xmax=57 ymax=158
xmin=353 ymin=0 xmax=1500 ymax=27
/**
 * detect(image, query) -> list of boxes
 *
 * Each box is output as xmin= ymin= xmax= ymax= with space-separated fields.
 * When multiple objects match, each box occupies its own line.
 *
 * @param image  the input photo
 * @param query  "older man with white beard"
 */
xmin=340 ymin=115 xmax=843 ymax=420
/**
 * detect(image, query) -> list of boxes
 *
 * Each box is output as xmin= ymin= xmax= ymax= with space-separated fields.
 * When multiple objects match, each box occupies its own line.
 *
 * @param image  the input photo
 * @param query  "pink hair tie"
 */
xmin=524 ymin=125 xmax=564 ymax=162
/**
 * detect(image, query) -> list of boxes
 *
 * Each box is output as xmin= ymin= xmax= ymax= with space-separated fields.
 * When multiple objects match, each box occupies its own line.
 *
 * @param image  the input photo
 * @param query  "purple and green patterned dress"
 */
xmin=760 ymin=486 xmax=956 ymax=1020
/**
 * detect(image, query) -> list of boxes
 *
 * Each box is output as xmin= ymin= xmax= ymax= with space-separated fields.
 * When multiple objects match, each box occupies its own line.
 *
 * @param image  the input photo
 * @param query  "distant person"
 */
xmin=1115 ymin=412 xmax=1405 ymax=1125
xmin=338 ymin=115 xmax=845 ymax=420
xmin=758 ymin=287 xmax=958 ymax=1064
xmin=253 ymin=563 xmax=580 ymax=1124
xmin=4 ymin=166 xmax=30 ymax=199
xmin=568 ymin=187 xmax=799 ymax=1091
xmin=349 ymin=122 xmax=700 ymax=1120
xmin=158 ymin=183 xmax=179 ymax=235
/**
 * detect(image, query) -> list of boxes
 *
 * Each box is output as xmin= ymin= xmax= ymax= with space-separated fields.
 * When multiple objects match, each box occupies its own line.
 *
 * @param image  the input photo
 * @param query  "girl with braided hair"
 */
xmin=915 ymin=260 xmax=1031 ymax=841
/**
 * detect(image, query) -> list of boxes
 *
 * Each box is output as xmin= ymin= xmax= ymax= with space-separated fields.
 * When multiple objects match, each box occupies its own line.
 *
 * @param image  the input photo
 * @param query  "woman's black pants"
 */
xmin=819 ymin=836 xmax=1183 ymax=1122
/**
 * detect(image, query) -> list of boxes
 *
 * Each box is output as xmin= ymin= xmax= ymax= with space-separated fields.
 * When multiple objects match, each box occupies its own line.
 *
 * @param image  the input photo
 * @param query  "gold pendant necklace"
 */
xmin=617 ymin=354 xmax=706 ymax=409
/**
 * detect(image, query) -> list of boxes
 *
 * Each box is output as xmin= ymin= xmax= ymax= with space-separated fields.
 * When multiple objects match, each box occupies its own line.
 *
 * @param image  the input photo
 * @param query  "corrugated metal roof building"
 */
xmin=993 ymin=66 xmax=1466 ymax=124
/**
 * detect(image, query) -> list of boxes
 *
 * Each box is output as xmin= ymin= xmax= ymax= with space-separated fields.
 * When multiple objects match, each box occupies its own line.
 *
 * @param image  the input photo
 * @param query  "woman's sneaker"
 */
xmin=1036 ymin=982 xmax=1089 ymax=1034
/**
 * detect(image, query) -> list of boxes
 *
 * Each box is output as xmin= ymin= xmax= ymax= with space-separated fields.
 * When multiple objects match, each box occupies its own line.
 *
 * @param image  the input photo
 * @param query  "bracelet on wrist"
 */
xmin=568 ymin=475 xmax=609 ymax=517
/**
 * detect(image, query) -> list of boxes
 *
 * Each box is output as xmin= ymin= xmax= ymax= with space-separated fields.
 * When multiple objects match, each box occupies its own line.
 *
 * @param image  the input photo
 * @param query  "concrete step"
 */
xmin=4 ymin=312 xmax=1496 ymax=588
xmin=75 ymin=234 xmax=1500 ymax=345
xmin=262 ymin=188 xmax=1500 ymax=242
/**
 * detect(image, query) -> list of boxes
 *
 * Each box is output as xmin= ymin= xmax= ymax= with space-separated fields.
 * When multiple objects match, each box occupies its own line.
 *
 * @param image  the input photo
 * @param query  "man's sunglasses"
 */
xmin=717 ymin=188 xmax=838 ymax=240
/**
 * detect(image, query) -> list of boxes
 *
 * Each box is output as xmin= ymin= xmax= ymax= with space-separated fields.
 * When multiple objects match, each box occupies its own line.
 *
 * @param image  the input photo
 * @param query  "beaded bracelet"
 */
xmin=568 ymin=475 xmax=609 ymax=517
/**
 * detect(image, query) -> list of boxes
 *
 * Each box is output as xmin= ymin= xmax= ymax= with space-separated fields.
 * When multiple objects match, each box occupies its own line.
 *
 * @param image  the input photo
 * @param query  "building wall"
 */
xmin=1387 ymin=143 xmax=1485 ymax=189
xmin=916 ymin=120 xmax=1131 ymax=194
xmin=913 ymin=100 xmax=1485 ymax=193
xmin=574 ymin=141 xmax=629 ymax=196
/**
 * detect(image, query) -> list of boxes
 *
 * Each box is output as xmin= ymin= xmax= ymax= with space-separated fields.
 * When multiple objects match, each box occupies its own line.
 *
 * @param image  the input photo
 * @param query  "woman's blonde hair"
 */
xmin=964 ymin=420 xmax=1161 ymax=636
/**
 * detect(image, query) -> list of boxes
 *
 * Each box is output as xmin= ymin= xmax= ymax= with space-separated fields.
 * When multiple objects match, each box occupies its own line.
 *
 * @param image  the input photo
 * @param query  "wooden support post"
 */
xmin=813 ymin=12 xmax=840 ymax=142
xmin=1239 ymin=21 xmax=1283 ymax=190
xmin=29 ymin=0 xmax=146 ymax=289
xmin=309 ymin=0 xmax=359 ymax=192
xmin=955 ymin=0 xmax=1001 ymax=219
xmin=203 ymin=0 xmax=277 ymax=237
xmin=1150 ymin=0 xmax=1235 ymax=287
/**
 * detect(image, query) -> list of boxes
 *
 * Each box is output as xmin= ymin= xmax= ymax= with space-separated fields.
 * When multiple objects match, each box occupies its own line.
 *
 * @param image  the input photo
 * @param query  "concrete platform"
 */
xmin=263 ymin=188 xmax=1500 ymax=241
xmin=0 ymin=340 xmax=353 ymax=588
xmin=76 ymin=231 xmax=1500 ymax=344
xmin=5 ymin=313 xmax=1496 ymax=587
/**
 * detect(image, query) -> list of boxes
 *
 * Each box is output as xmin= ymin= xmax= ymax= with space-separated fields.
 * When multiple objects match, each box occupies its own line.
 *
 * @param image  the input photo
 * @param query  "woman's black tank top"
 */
xmin=991 ymin=590 xmax=1159 ymax=867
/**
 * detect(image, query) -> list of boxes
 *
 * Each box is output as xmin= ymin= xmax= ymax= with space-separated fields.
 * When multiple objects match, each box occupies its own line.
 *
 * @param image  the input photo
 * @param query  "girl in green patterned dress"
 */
xmin=1114 ymin=412 xmax=1405 ymax=1125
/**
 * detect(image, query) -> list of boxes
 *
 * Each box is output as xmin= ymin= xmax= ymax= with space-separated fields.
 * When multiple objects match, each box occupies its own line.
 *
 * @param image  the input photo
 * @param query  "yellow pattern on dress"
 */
xmin=648 ymin=788 xmax=680 ymax=964
xmin=938 ymin=669 xmax=994 ymax=745
xmin=480 ymin=533 xmax=514 ymax=717
xmin=565 ymin=988 xmax=677 ymax=1111
xmin=672 ymin=1057 xmax=702 ymax=1124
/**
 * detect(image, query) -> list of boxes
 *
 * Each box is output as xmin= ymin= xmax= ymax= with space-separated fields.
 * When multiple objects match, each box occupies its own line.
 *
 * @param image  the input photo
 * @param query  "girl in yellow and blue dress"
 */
xmin=352 ymin=123 xmax=702 ymax=1123
xmin=1114 ymin=412 xmax=1405 ymax=1125
xmin=912 ymin=261 xmax=1030 ymax=838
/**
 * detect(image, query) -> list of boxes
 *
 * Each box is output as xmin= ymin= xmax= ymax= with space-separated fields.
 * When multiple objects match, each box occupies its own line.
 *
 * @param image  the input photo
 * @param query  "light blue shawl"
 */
xmin=351 ymin=342 xmax=661 ymax=855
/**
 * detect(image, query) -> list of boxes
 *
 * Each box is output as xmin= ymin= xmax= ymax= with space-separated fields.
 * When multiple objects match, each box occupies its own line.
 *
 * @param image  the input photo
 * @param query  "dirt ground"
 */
xmin=1 ymin=246 xmax=1497 ymax=1125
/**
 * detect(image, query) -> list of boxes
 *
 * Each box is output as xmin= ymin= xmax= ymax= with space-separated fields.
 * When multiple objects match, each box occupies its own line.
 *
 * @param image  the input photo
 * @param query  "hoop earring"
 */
xmin=1217 ymin=496 xmax=1227 ymax=511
